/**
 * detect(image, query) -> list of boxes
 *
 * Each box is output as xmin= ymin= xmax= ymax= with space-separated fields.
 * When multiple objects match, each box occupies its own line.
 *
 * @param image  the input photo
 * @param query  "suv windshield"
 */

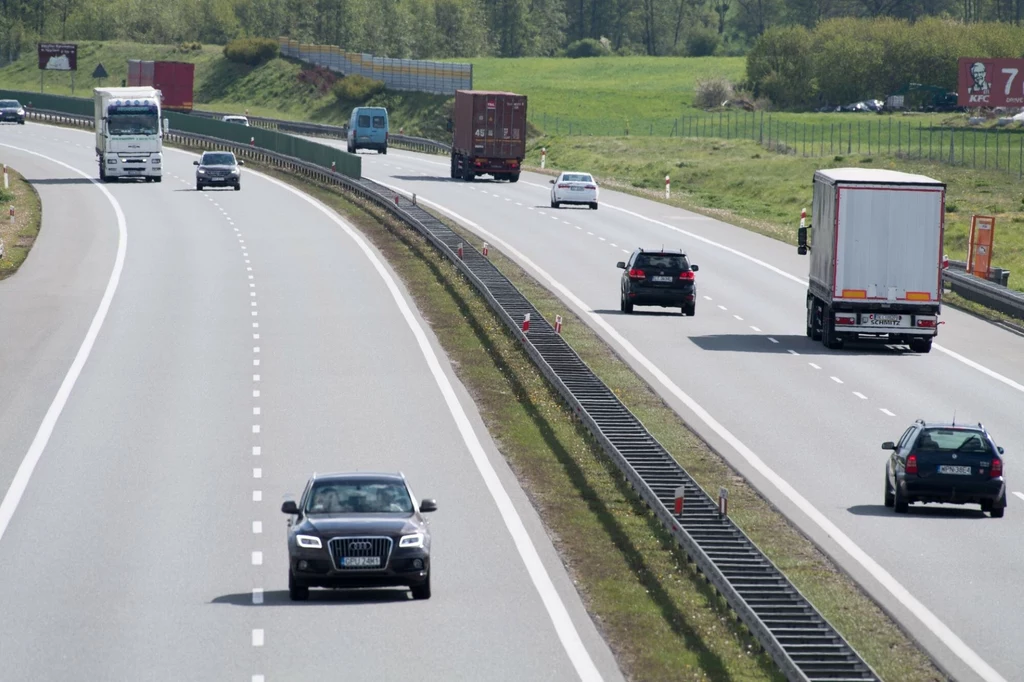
xmin=916 ymin=428 xmax=993 ymax=454
xmin=0 ymin=100 xmax=20 ymax=108
xmin=635 ymin=253 xmax=689 ymax=270
xmin=306 ymin=481 xmax=414 ymax=514
xmin=202 ymin=153 xmax=236 ymax=166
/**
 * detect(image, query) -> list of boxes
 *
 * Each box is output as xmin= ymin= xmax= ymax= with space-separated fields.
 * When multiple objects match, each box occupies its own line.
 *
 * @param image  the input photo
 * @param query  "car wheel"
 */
xmin=622 ymin=291 xmax=634 ymax=314
xmin=411 ymin=573 xmax=431 ymax=600
xmin=590 ymin=202 xmax=598 ymax=210
xmin=884 ymin=473 xmax=895 ymax=508
xmin=234 ymin=183 xmax=241 ymax=191
xmin=988 ymin=492 xmax=1006 ymax=518
xmin=288 ymin=571 xmax=309 ymax=601
xmin=381 ymin=147 xmax=387 ymax=155
xmin=196 ymin=183 xmax=203 ymax=191
xmin=893 ymin=482 xmax=909 ymax=514
xmin=682 ymin=304 xmax=695 ymax=316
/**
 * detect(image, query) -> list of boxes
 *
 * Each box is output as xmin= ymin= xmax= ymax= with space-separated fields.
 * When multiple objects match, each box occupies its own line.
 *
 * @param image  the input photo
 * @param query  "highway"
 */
xmin=0 ymin=124 xmax=623 ymax=681
xmin=338 ymin=142 xmax=1024 ymax=682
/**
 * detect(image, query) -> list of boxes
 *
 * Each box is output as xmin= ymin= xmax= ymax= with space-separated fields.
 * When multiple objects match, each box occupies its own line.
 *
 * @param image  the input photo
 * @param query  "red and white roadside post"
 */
xmin=3 ymin=164 xmax=8 ymax=190
xmin=482 ymin=242 xmax=489 ymax=257
xmin=457 ymin=242 xmax=464 ymax=259
xmin=800 ymin=207 xmax=807 ymax=229
xmin=555 ymin=314 xmax=563 ymax=334
xmin=942 ymin=253 xmax=949 ymax=269
xmin=522 ymin=313 xmax=530 ymax=333
xmin=665 ymin=175 xmax=670 ymax=199
xmin=250 ymin=136 xmax=255 ymax=147
xmin=331 ymin=161 xmax=336 ymax=173
xmin=718 ymin=486 xmax=728 ymax=517
xmin=541 ymin=147 xmax=547 ymax=170
xmin=9 ymin=205 xmax=14 ymax=223
xmin=674 ymin=485 xmax=686 ymax=516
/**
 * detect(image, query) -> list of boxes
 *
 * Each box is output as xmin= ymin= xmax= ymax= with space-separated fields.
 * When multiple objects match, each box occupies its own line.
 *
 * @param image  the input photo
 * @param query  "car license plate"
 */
xmin=571 ymin=186 xmax=584 ymax=191
xmin=342 ymin=556 xmax=381 ymax=567
xmin=937 ymin=465 xmax=972 ymax=475
xmin=861 ymin=313 xmax=906 ymax=326
xmin=652 ymin=275 xmax=673 ymax=283
xmin=212 ymin=177 xmax=225 ymax=182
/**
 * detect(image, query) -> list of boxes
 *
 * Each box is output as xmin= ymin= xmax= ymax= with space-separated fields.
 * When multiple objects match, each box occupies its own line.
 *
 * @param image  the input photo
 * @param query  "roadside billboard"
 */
xmin=37 ymin=43 xmax=78 ymax=71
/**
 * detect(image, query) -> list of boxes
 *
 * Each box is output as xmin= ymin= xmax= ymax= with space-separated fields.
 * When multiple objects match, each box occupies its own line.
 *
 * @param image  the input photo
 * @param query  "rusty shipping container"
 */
xmin=449 ymin=90 xmax=527 ymax=182
xmin=127 ymin=60 xmax=195 ymax=112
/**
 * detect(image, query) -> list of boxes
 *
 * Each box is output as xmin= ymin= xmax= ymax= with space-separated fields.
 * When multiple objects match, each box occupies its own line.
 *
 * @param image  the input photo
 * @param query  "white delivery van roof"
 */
xmin=815 ymin=167 xmax=944 ymax=187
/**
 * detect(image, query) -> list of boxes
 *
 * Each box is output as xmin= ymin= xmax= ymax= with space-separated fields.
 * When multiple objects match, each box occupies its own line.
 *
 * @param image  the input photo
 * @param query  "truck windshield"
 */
xmin=107 ymin=109 xmax=159 ymax=136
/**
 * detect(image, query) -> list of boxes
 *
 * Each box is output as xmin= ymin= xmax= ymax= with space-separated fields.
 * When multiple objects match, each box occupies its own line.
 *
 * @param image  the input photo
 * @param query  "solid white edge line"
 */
xmin=214 ymin=162 xmax=604 ymax=682
xmin=0 ymin=143 xmax=127 ymax=546
xmin=373 ymin=180 xmax=1008 ymax=682
xmin=1013 ymin=492 xmax=1024 ymax=502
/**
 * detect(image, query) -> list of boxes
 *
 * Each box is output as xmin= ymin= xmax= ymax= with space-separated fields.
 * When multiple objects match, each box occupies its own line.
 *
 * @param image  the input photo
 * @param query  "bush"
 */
xmin=176 ymin=41 xmax=202 ymax=52
xmin=685 ymin=28 xmax=720 ymax=57
xmin=565 ymin=38 xmax=610 ymax=58
xmin=694 ymin=77 xmax=734 ymax=109
xmin=745 ymin=25 xmax=816 ymax=110
xmin=0 ymin=188 xmax=14 ymax=203
xmin=297 ymin=66 xmax=338 ymax=95
xmin=331 ymin=75 xmax=386 ymax=102
xmin=223 ymin=38 xmax=279 ymax=66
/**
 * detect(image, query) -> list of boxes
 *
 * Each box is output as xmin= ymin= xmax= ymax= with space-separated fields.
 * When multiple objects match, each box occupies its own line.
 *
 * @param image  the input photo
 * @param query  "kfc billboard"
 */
xmin=958 ymin=58 xmax=1024 ymax=107
xmin=37 ymin=42 xmax=77 ymax=71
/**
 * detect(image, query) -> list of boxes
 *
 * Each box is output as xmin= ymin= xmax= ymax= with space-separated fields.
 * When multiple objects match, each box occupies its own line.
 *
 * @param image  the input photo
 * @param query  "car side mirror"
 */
xmin=690 ymin=264 xmax=699 ymax=272
xmin=616 ymin=261 xmax=626 ymax=269
xmin=281 ymin=500 xmax=299 ymax=514
xmin=549 ymin=179 xmax=555 ymax=184
xmin=997 ymin=446 xmax=1004 ymax=454
xmin=193 ymin=160 xmax=199 ymax=166
xmin=419 ymin=499 xmax=437 ymax=513
xmin=238 ymin=159 xmax=245 ymax=165
xmin=882 ymin=441 xmax=896 ymax=450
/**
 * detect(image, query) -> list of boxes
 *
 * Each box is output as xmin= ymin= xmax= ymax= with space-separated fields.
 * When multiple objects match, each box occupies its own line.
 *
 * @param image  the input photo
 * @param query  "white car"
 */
xmin=222 ymin=115 xmax=250 ymax=126
xmin=550 ymin=171 xmax=599 ymax=210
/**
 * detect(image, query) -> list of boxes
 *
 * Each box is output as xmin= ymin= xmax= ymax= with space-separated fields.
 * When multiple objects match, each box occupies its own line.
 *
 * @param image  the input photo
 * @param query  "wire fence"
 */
xmin=530 ymin=109 xmax=1024 ymax=177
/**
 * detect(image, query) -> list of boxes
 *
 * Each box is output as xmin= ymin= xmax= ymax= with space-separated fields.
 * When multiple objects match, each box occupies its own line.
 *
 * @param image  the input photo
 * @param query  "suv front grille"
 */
xmin=328 ymin=536 xmax=393 ymax=570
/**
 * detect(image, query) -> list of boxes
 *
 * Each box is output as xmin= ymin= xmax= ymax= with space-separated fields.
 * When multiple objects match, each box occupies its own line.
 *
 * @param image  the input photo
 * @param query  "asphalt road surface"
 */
xmin=340 ymin=142 xmax=1024 ymax=682
xmin=0 ymin=124 xmax=624 ymax=682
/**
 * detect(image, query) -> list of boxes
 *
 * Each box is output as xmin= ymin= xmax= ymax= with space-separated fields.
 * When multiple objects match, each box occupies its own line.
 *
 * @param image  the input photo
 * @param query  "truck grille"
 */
xmin=328 ymin=536 xmax=393 ymax=570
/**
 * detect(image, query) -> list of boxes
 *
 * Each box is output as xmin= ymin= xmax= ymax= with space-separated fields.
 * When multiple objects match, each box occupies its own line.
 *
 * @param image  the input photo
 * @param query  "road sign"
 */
xmin=967 ymin=215 xmax=996 ymax=280
xmin=37 ymin=43 xmax=77 ymax=71
xmin=958 ymin=57 xmax=1024 ymax=107
xmin=92 ymin=63 xmax=108 ymax=79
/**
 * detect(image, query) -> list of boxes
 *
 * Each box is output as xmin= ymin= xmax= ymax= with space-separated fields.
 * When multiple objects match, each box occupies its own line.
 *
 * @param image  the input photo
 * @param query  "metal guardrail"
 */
xmin=944 ymin=268 xmax=1024 ymax=319
xmin=24 ymin=107 xmax=883 ymax=681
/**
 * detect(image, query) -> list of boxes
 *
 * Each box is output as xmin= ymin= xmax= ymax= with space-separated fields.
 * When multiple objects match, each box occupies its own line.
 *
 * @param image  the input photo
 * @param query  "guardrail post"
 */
xmin=674 ymin=485 xmax=685 ymax=515
xmin=457 ymin=242 xmax=463 ymax=259
xmin=412 ymin=193 xmax=417 ymax=206
xmin=718 ymin=486 xmax=728 ymax=517
xmin=9 ymin=205 xmax=14 ymax=223
xmin=482 ymin=242 xmax=489 ymax=257
xmin=522 ymin=312 xmax=530 ymax=333
xmin=665 ymin=174 xmax=671 ymax=199
xmin=541 ymin=147 xmax=546 ymax=169
xmin=555 ymin=314 xmax=563 ymax=334
xmin=3 ymin=165 xmax=8 ymax=190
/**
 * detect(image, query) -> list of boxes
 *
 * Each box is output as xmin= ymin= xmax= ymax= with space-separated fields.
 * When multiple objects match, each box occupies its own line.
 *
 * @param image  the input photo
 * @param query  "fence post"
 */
xmin=848 ymin=123 xmax=852 ymax=154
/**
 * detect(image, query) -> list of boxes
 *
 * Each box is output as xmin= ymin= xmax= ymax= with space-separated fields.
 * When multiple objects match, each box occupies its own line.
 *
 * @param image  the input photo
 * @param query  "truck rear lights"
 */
xmin=835 ymin=315 xmax=856 ymax=325
xmin=916 ymin=319 xmax=936 ymax=327
xmin=991 ymin=458 xmax=1002 ymax=477
xmin=628 ymin=268 xmax=645 ymax=279
xmin=906 ymin=454 xmax=918 ymax=475
xmin=678 ymin=271 xmax=694 ymax=281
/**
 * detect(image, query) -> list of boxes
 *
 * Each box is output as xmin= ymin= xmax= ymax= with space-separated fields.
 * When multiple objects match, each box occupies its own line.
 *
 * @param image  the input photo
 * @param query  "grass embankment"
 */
xmin=0 ymin=165 xmax=42 ymax=280
xmin=166 ymin=136 xmax=946 ymax=681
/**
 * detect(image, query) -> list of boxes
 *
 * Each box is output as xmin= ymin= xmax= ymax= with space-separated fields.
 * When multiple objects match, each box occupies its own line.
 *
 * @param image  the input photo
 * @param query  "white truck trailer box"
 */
xmin=94 ymin=87 xmax=168 ymax=182
xmin=797 ymin=168 xmax=945 ymax=353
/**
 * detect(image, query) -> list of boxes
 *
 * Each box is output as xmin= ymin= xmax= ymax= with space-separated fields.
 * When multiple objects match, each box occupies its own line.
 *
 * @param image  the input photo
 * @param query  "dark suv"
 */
xmin=281 ymin=472 xmax=437 ymax=600
xmin=617 ymin=248 xmax=699 ymax=316
xmin=883 ymin=420 xmax=1006 ymax=517
xmin=194 ymin=151 xmax=243 ymax=190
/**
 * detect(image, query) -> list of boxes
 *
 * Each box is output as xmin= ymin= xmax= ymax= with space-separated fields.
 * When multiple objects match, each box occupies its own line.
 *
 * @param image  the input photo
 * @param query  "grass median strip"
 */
xmin=198 ymin=148 xmax=947 ymax=681
xmin=0 ymin=165 xmax=42 ymax=281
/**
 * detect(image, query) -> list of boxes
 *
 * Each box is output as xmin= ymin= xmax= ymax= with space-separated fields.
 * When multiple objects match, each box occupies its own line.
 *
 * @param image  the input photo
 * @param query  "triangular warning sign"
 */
xmin=92 ymin=63 xmax=108 ymax=79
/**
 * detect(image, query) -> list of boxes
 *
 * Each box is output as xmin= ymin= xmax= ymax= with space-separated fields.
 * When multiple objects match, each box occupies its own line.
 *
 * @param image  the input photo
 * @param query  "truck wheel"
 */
xmin=154 ymin=176 xmax=162 ymax=183
xmin=808 ymin=299 xmax=824 ymax=340
xmin=908 ymin=338 xmax=932 ymax=353
xmin=450 ymin=156 xmax=457 ymax=179
xmin=822 ymin=306 xmax=844 ymax=350
xmin=381 ymin=146 xmax=387 ymax=155
xmin=509 ymin=173 xmax=520 ymax=183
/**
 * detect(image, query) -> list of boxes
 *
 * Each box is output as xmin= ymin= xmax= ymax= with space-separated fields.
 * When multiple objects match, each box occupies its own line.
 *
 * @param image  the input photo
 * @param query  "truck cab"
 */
xmin=94 ymin=87 xmax=169 ymax=183
xmin=347 ymin=107 xmax=388 ymax=154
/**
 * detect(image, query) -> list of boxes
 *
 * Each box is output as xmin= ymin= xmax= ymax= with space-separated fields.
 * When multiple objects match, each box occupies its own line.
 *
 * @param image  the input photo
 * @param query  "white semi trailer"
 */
xmin=94 ymin=87 xmax=169 ymax=182
xmin=797 ymin=168 xmax=945 ymax=353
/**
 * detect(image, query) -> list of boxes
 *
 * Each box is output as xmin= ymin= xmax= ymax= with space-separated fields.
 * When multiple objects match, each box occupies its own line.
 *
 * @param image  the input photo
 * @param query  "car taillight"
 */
xmin=385 ymin=132 xmax=389 ymax=142
xmin=628 ymin=268 xmax=645 ymax=279
xmin=679 ymin=270 xmax=694 ymax=280
xmin=991 ymin=457 xmax=1002 ymax=477
xmin=585 ymin=185 xmax=596 ymax=190
xmin=835 ymin=315 xmax=856 ymax=325
xmin=906 ymin=454 xmax=918 ymax=475
xmin=558 ymin=183 xmax=570 ymax=188
xmin=917 ymin=319 xmax=936 ymax=327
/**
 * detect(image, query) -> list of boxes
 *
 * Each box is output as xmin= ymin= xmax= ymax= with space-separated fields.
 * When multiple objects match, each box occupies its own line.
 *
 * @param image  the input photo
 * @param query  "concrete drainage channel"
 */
xmin=28 ymin=108 xmax=880 ymax=682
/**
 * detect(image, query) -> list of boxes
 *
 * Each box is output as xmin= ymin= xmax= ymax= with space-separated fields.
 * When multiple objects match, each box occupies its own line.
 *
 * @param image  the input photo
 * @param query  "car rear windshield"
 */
xmin=562 ymin=174 xmax=593 ymax=183
xmin=306 ymin=481 xmax=414 ymax=514
xmin=916 ymin=429 xmax=993 ymax=454
xmin=202 ymin=153 xmax=236 ymax=166
xmin=358 ymin=115 xmax=370 ymax=127
xmin=635 ymin=253 xmax=689 ymax=270
xmin=0 ymin=100 xmax=20 ymax=108
xmin=372 ymin=115 xmax=386 ymax=128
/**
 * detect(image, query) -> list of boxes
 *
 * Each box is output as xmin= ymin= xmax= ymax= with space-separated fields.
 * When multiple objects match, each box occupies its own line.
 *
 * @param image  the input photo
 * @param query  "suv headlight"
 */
xmin=399 ymin=533 xmax=424 ymax=548
xmin=296 ymin=534 xmax=322 ymax=549
xmin=197 ymin=168 xmax=206 ymax=174
xmin=231 ymin=168 xmax=240 ymax=175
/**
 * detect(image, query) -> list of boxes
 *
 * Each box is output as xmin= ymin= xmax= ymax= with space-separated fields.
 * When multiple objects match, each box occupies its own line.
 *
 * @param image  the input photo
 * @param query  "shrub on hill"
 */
xmin=694 ymin=77 xmax=734 ymax=108
xmin=332 ymin=74 xmax=386 ymax=102
xmin=685 ymin=28 xmax=720 ymax=57
xmin=223 ymin=38 xmax=279 ymax=66
xmin=565 ymin=38 xmax=610 ymax=58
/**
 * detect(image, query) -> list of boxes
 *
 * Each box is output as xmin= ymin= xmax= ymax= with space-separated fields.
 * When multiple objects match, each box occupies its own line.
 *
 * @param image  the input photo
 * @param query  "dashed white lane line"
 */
xmin=854 ymin=391 xmax=868 ymax=400
xmin=253 ymin=359 xmax=260 ymax=366
xmin=576 ymin=226 xmax=582 ymax=230
xmin=768 ymin=337 xmax=779 ymax=344
xmin=253 ymin=374 xmax=260 ymax=381
xmin=252 ymin=521 xmax=262 ymax=534
xmin=252 ymin=589 xmax=264 ymax=605
xmin=809 ymin=362 xmax=821 ymax=370
xmin=551 ymin=216 xmax=559 ymax=221
xmin=598 ymin=237 xmax=606 ymax=241
xmin=253 ymin=390 xmax=260 ymax=398
xmin=253 ymin=407 xmax=261 ymax=415
xmin=253 ymin=468 xmax=262 ymax=479
xmin=253 ymin=446 xmax=261 ymax=456
xmin=253 ymin=346 xmax=260 ymax=353
xmin=733 ymin=314 xmax=743 ymax=321
xmin=750 ymin=326 xmax=762 ymax=332
xmin=788 ymin=349 xmax=800 ymax=355
xmin=252 ymin=424 xmax=261 ymax=433
xmin=587 ymin=231 xmax=594 ymax=235
xmin=253 ymin=490 xmax=262 ymax=502
xmin=610 ymin=243 xmax=618 ymax=247
xmin=1013 ymin=491 xmax=1024 ymax=502
xmin=251 ymin=629 xmax=264 ymax=647
xmin=717 ymin=305 xmax=727 ymax=311
xmin=703 ymin=295 xmax=712 ymax=301
xmin=251 ymin=551 xmax=263 ymax=566
xmin=831 ymin=376 xmax=844 ymax=384
xmin=880 ymin=408 xmax=896 ymax=416
xmin=253 ymin=675 xmax=265 ymax=682
xmin=621 ymin=249 xmax=630 ymax=254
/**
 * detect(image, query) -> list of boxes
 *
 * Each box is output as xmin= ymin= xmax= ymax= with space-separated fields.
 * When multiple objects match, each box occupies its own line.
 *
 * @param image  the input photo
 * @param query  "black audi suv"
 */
xmin=281 ymin=472 xmax=437 ymax=601
xmin=194 ymin=151 xmax=243 ymax=190
xmin=617 ymin=248 xmax=700 ymax=316
xmin=883 ymin=419 xmax=1007 ymax=517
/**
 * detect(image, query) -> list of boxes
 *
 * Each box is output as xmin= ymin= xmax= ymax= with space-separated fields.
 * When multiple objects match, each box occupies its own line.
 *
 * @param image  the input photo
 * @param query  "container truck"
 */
xmin=796 ymin=168 xmax=945 ymax=353
xmin=127 ymin=60 xmax=195 ymax=113
xmin=446 ymin=90 xmax=527 ymax=182
xmin=94 ymin=87 xmax=169 ymax=183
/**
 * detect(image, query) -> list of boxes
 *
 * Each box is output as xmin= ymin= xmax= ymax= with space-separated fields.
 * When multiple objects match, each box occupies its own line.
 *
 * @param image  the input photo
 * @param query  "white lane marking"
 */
xmin=253 ymin=446 xmax=261 ymax=456
xmin=384 ymin=186 xmax=1009 ymax=682
xmin=253 ymin=468 xmax=262 ymax=479
xmin=563 ymin=221 xmax=571 ymax=225
xmin=621 ymin=249 xmax=630 ymax=254
xmin=253 ymin=374 xmax=260 ymax=381
xmin=252 ymin=521 xmax=262 ymax=534
xmin=247 ymin=172 xmax=606 ymax=682
xmin=552 ymin=216 xmax=559 ymax=221
xmin=1013 ymin=491 xmax=1024 ymax=502
xmin=253 ymin=490 xmax=262 ymax=502
xmin=703 ymin=295 xmax=712 ymax=300
xmin=251 ymin=629 xmax=264 ymax=646
xmin=0 ymin=144 xmax=128 ymax=547
xmin=253 ymin=675 xmax=265 ymax=682
xmin=252 ymin=589 xmax=264 ymax=605
xmin=252 ymin=425 xmax=261 ymax=433
xmin=768 ymin=337 xmax=779 ymax=344
xmin=516 ymin=202 xmax=523 ymax=206
xmin=717 ymin=305 xmax=727 ymax=311
xmin=831 ymin=376 xmax=844 ymax=384
xmin=880 ymin=408 xmax=896 ymax=416
xmin=251 ymin=551 xmax=263 ymax=566
xmin=254 ymin=346 xmax=260 ymax=353
xmin=750 ymin=326 xmax=761 ymax=332
xmin=538 ymin=211 xmax=546 ymax=215
xmin=586 ymin=231 xmax=594 ymax=235
xmin=253 ymin=390 xmax=261 ymax=398
xmin=253 ymin=407 xmax=261 ymax=415
xmin=733 ymin=315 xmax=743 ymax=321
xmin=610 ymin=243 xmax=618 ymax=247
xmin=788 ymin=349 xmax=799 ymax=355
xmin=809 ymin=362 xmax=821 ymax=369
xmin=599 ymin=237 xmax=606 ymax=242
xmin=854 ymin=391 xmax=868 ymax=400
xmin=253 ymin=359 xmax=260 ymax=366
xmin=576 ymin=226 xmax=582 ymax=230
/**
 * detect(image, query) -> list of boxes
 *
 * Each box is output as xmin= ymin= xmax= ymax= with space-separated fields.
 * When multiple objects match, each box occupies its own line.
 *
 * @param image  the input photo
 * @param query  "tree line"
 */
xmin=4 ymin=0 xmax=1024 ymax=62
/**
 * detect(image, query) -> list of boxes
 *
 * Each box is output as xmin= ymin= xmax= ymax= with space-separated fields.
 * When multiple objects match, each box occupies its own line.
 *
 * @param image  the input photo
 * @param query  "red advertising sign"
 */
xmin=957 ymin=58 xmax=1024 ymax=107
xmin=37 ymin=42 xmax=77 ymax=71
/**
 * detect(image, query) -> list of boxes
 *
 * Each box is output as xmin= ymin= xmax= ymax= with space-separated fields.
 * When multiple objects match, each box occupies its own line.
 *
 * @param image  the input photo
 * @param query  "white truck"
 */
xmin=797 ymin=168 xmax=945 ymax=353
xmin=94 ymin=87 xmax=169 ymax=183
